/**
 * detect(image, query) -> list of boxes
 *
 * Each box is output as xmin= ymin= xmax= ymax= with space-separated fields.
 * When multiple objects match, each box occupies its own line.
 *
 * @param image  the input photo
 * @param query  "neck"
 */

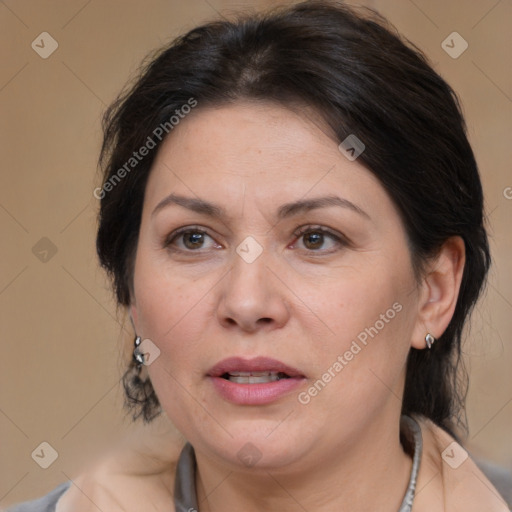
xmin=194 ymin=412 xmax=413 ymax=512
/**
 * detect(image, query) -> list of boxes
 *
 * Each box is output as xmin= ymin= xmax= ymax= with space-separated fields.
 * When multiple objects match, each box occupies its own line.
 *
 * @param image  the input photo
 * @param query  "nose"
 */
xmin=216 ymin=244 xmax=290 ymax=333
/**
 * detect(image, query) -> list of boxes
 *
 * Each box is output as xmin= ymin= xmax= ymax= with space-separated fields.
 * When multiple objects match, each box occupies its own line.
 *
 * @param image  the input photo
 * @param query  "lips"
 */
xmin=208 ymin=356 xmax=305 ymax=379
xmin=207 ymin=357 xmax=306 ymax=405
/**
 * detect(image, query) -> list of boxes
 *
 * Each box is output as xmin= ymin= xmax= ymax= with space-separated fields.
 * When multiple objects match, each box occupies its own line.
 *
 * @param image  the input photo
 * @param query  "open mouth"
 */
xmin=208 ymin=357 xmax=305 ymax=404
xmin=221 ymin=371 xmax=291 ymax=384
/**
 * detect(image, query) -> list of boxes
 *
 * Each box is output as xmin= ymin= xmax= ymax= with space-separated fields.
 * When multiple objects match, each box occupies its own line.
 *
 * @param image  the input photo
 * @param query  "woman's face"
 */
xmin=131 ymin=101 xmax=424 ymax=472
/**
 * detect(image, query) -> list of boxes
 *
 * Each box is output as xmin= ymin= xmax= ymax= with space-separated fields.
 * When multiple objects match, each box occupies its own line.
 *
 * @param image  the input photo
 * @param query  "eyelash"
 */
xmin=292 ymin=225 xmax=348 ymax=253
xmin=164 ymin=224 xmax=348 ymax=255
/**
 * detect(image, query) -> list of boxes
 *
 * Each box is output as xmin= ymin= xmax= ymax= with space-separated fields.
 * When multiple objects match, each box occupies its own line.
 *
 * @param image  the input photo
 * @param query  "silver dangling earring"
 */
xmin=425 ymin=333 xmax=435 ymax=349
xmin=133 ymin=335 xmax=145 ymax=366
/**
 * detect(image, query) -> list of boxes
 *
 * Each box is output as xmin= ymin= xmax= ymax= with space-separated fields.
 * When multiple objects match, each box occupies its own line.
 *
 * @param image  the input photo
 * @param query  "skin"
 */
xmin=129 ymin=101 xmax=465 ymax=511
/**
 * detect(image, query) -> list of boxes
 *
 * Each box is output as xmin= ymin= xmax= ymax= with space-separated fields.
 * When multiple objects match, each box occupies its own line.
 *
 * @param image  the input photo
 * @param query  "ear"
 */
xmin=411 ymin=236 xmax=465 ymax=349
xmin=129 ymin=303 xmax=138 ymax=332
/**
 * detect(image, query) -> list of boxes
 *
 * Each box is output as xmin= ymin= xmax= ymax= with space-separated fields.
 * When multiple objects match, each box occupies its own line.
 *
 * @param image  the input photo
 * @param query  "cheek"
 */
xmin=132 ymin=244 xmax=224 ymax=379
xmin=314 ymin=265 xmax=412 ymax=338
xmin=303 ymin=259 xmax=418 ymax=390
xmin=132 ymin=251 xmax=215 ymax=428
xmin=133 ymin=248 xmax=190 ymax=346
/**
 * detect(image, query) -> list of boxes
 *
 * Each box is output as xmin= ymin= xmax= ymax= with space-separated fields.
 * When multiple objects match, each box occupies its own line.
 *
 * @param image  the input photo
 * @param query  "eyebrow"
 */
xmin=151 ymin=193 xmax=370 ymax=221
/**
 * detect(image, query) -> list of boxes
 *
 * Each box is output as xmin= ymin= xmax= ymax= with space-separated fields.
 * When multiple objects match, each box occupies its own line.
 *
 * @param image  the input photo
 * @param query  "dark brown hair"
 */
xmin=96 ymin=1 xmax=490 ymax=436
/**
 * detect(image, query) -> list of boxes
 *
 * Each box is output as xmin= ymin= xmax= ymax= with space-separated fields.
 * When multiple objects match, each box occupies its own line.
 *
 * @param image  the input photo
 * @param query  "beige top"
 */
xmin=52 ymin=415 xmax=509 ymax=512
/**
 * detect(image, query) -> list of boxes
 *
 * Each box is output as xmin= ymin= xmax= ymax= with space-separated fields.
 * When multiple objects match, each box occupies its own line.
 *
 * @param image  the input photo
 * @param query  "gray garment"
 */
xmin=474 ymin=457 xmax=512 ymax=508
xmin=4 ymin=481 xmax=71 ymax=512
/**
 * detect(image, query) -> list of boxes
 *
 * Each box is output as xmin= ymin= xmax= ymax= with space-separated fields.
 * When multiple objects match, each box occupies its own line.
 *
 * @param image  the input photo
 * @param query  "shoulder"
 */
xmin=56 ymin=418 xmax=186 ymax=512
xmin=413 ymin=415 xmax=510 ymax=512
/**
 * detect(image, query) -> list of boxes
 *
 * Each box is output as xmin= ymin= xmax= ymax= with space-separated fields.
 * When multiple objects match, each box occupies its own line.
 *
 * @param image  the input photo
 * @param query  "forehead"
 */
xmin=161 ymin=101 xmax=336 ymax=169
xmin=144 ymin=101 xmax=386 ymax=212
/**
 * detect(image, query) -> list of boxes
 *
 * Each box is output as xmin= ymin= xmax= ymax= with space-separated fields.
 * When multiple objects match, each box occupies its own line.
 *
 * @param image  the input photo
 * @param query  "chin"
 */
xmin=191 ymin=421 xmax=316 ymax=471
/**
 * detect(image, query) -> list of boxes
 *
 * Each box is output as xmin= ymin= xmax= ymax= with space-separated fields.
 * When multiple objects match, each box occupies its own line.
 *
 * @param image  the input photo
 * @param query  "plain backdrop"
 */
xmin=1 ymin=0 xmax=511 ymax=507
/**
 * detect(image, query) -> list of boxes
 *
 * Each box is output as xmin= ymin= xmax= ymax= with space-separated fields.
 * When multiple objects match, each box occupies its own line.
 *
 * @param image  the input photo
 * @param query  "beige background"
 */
xmin=1 ymin=0 xmax=511 ymax=507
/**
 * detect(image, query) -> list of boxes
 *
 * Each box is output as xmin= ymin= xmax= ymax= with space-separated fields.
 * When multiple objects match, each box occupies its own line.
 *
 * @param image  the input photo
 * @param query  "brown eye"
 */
xmin=164 ymin=227 xmax=218 ymax=252
xmin=302 ymin=231 xmax=324 ymax=250
xmin=182 ymin=231 xmax=207 ymax=249
xmin=293 ymin=226 xmax=347 ymax=253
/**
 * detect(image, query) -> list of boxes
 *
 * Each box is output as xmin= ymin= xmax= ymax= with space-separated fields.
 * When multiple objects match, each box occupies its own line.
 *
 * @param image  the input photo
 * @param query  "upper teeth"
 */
xmin=226 ymin=371 xmax=287 ymax=384
xmin=228 ymin=371 xmax=280 ymax=377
